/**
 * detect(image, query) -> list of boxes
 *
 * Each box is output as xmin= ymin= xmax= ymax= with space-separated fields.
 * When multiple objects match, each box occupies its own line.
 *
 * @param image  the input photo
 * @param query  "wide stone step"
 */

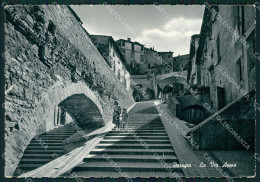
xmin=41 ymin=134 xmax=73 ymax=136
xmin=95 ymin=143 xmax=172 ymax=149
xmin=100 ymin=139 xmax=171 ymax=144
xmin=26 ymin=146 xmax=63 ymax=150
xmin=38 ymin=137 xmax=71 ymax=139
xmin=123 ymin=126 xmax=164 ymax=128
xmin=90 ymin=149 xmax=175 ymax=155
xmin=118 ymin=126 xmax=165 ymax=128
xmin=67 ymin=171 xmax=184 ymax=178
xmin=35 ymin=137 xmax=69 ymax=140
xmin=117 ymin=128 xmax=166 ymax=130
xmin=119 ymin=126 xmax=164 ymax=128
xmin=106 ymin=133 xmax=168 ymax=136
xmin=73 ymin=162 xmax=182 ymax=173
xmin=29 ymin=141 xmax=63 ymax=145
xmin=24 ymin=150 xmax=63 ymax=154
xmin=28 ymin=143 xmax=63 ymax=146
xmin=44 ymin=132 xmax=76 ymax=135
xmin=126 ymin=123 xmax=163 ymax=126
xmin=31 ymin=138 xmax=66 ymax=141
xmin=20 ymin=158 xmax=52 ymax=164
xmin=127 ymin=124 xmax=163 ymax=126
xmin=104 ymin=136 xmax=169 ymax=140
xmin=112 ymin=129 xmax=166 ymax=132
xmin=83 ymin=154 xmax=178 ymax=163
xmin=22 ymin=154 xmax=61 ymax=159
xmin=35 ymin=135 xmax=70 ymax=138
xmin=46 ymin=128 xmax=77 ymax=133
xmin=44 ymin=131 xmax=76 ymax=134
xmin=109 ymin=131 xmax=167 ymax=134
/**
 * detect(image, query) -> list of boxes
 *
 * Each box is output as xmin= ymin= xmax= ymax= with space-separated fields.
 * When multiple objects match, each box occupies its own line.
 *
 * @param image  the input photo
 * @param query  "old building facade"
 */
xmin=191 ymin=5 xmax=255 ymax=111
xmin=143 ymin=47 xmax=166 ymax=76
xmin=158 ymin=51 xmax=174 ymax=73
xmin=116 ymin=38 xmax=145 ymax=75
xmin=185 ymin=5 xmax=256 ymax=150
xmin=90 ymin=35 xmax=132 ymax=92
xmin=172 ymin=54 xmax=190 ymax=72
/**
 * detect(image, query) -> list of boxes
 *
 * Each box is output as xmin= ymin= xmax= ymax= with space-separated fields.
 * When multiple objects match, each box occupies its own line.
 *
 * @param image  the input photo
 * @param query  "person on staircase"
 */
xmin=113 ymin=100 xmax=121 ymax=131
xmin=121 ymin=108 xmax=129 ymax=131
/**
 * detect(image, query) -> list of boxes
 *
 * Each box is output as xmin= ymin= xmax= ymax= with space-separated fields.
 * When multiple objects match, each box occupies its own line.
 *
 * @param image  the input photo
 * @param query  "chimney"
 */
xmin=127 ymin=38 xmax=131 ymax=41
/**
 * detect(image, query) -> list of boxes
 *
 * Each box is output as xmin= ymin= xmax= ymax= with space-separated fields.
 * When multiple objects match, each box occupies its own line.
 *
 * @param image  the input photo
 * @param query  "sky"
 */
xmin=71 ymin=5 xmax=204 ymax=56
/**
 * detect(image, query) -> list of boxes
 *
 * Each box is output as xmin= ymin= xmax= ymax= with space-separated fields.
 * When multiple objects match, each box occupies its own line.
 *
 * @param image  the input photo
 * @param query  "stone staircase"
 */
xmin=14 ymin=123 xmax=77 ymax=176
xmin=70 ymin=102 xmax=184 ymax=177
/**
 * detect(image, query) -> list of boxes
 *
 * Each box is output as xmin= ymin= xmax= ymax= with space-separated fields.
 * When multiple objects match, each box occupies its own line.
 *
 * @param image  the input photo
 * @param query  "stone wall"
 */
xmin=4 ymin=5 xmax=134 ymax=176
xmin=166 ymin=96 xmax=181 ymax=117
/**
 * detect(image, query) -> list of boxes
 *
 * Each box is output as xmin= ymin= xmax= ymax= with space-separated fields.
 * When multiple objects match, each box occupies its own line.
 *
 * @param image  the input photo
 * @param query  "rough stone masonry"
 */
xmin=4 ymin=5 xmax=134 ymax=176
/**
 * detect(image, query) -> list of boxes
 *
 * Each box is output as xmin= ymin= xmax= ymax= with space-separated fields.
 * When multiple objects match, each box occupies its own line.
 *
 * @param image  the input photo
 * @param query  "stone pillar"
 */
xmin=152 ymin=73 xmax=158 ymax=98
xmin=54 ymin=106 xmax=60 ymax=126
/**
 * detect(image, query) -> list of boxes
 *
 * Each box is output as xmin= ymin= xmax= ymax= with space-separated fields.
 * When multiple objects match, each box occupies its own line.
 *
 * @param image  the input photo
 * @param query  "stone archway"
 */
xmin=41 ymin=80 xmax=110 ymax=131
xmin=4 ymin=80 xmax=110 ymax=176
xmin=132 ymin=84 xmax=154 ymax=102
xmin=59 ymin=94 xmax=104 ymax=128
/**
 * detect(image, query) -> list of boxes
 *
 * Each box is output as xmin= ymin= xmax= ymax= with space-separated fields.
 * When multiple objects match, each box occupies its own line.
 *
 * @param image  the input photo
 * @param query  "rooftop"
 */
xmin=116 ymin=38 xmax=144 ymax=46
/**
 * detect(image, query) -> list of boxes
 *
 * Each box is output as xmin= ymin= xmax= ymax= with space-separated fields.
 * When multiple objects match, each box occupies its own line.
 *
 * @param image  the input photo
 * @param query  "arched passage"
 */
xmin=132 ymin=84 xmax=154 ymax=102
xmin=4 ymin=80 xmax=112 ymax=176
xmin=42 ymin=80 xmax=110 ymax=131
xmin=157 ymin=75 xmax=186 ymax=90
xmin=59 ymin=94 xmax=104 ymax=128
xmin=12 ymin=81 xmax=109 ymax=176
xmin=157 ymin=74 xmax=187 ymax=100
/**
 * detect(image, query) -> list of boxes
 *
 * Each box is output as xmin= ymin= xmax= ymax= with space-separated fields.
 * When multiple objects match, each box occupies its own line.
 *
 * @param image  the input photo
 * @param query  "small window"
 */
xmin=236 ymin=58 xmax=243 ymax=81
xmin=131 ymin=62 xmax=135 ymax=68
xmin=122 ymin=41 xmax=125 ymax=46
xmin=132 ymin=44 xmax=134 ymax=51
xmin=141 ymin=46 xmax=143 ymax=51
xmin=168 ymin=55 xmax=171 ymax=58
xmin=217 ymin=34 xmax=221 ymax=61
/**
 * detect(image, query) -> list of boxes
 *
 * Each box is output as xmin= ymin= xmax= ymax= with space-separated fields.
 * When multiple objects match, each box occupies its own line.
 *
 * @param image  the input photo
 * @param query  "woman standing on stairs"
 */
xmin=113 ymin=100 xmax=121 ymax=131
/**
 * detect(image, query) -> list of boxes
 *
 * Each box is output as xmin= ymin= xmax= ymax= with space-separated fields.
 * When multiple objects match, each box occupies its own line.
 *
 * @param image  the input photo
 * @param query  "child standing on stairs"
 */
xmin=121 ymin=108 xmax=128 ymax=131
